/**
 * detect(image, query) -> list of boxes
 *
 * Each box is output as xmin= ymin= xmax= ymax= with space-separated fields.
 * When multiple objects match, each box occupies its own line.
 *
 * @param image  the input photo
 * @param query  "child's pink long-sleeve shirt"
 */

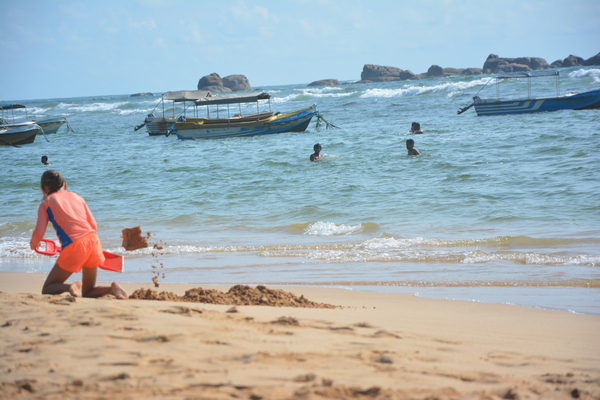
xmin=31 ymin=190 xmax=98 ymax=249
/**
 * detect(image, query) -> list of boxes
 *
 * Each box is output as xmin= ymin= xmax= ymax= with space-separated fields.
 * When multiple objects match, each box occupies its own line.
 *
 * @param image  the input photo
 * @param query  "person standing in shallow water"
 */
xmin=406 ymin=139 xmax=421 ymax=155
xmin=310 ymin=143 xmax=323 ymax=161
xmin=30 ymin=170 xmax=128 ymax=299
xmin=41 ymin=155 xmax=50 ymax=165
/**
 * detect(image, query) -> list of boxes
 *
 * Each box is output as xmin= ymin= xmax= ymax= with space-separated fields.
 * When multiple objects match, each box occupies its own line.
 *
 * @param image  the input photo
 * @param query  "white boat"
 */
xmin=0 ymin=104 xmax=71 ymax=134
xmin=0 ymin=123 xmax=41 ymax=146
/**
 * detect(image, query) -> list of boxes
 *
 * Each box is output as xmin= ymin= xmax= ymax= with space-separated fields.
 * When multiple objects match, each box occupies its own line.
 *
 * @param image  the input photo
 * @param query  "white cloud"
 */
xmin=230 ymin=2 xmax=273 ymax=21
xmin=183 ymin=25 xmax=205 ymax=44
xmin=299 ymin=19 xmax=334 ymax=38
xmin=154 ymin=37 xmax=167 ymax=48
xmin=253 ymin=6 xmax=270 ymax=20
xmin=128 ymin=19 xmax=157 ymax=30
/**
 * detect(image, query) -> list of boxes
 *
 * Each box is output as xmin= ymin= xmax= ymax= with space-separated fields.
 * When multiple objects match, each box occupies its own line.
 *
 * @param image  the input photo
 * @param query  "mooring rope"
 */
xmin=65 ymin=117 xmax=75 ymax=133
xmin=457 ymin=77 xmax=493 ymax=115
xmin=315 ymin=112 xmax=340 ymax=129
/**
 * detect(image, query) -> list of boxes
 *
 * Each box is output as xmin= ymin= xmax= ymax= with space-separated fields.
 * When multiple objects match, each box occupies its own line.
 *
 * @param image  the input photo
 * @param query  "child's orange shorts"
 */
xmin=57 ymin=232 xmax=105 ymax=273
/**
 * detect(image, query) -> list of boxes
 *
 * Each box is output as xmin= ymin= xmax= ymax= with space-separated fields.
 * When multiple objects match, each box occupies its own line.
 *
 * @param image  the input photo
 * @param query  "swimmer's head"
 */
xmin=314 ymin=143 xmax=322 ymax=151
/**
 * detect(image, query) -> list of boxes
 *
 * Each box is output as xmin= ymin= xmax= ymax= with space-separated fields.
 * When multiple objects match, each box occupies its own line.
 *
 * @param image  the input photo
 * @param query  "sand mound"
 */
xmin=130 ymin=284 xmax=336 ymax=308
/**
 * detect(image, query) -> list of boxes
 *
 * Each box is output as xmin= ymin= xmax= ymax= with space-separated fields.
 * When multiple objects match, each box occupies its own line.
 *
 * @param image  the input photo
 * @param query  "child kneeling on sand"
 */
xmin=30 ymin=170 xmax=128 ymax=299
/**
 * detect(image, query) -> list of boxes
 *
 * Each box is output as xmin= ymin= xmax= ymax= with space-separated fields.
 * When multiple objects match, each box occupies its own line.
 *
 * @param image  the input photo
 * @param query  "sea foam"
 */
xmin=360 ymin=77 xmax=493 ymax=99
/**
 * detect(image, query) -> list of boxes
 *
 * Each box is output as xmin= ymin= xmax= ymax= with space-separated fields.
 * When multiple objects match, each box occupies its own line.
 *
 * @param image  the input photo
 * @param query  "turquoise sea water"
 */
xmin=1 ymin=67 xmax=599 ymax=314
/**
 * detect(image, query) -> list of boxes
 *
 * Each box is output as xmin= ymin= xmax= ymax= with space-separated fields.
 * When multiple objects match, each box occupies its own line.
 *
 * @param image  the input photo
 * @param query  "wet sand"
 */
xmin=1 ymin=272 xmax=599 ymax=399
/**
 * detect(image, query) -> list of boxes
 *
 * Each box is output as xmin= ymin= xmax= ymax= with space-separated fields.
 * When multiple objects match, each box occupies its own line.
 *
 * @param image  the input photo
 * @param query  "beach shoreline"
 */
xmin=1 ymin=272 xmax=599 ymax=399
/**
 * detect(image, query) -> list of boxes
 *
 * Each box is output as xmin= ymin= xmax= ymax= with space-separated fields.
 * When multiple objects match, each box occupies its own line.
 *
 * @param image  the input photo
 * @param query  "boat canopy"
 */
xmin=0 ymin=104 xmax=27 ymax=110
xmin=195 ymin=92 xmax=271 ymax=106
xmin=162 ymin=90 xmax=211 ymax=102
xmin=493 ymin=70 xmax=561 ymax=99
xmin=496 ymin=70 xmax=559 ymax=79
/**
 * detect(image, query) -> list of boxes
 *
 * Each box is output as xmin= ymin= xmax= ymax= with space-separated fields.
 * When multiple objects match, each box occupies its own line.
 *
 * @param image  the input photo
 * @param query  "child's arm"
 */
xmin=30 ymin=204 xmax=49 ymax=250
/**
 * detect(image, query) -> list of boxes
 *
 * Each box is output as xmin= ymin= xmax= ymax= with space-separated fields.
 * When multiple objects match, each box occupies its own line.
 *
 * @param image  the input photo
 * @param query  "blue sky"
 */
xmin=1 ymin=0 xmax=598 ymax=101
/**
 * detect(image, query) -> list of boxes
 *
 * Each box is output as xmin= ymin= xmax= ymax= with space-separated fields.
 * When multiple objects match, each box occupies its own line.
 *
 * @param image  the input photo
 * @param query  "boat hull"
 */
xmin=174 ymin=105 xmax=317 ymax=140
xmin=145 ymin=112 xmax=278 ymax=136
xmin=145 ymin=118 xmax=175 ymax=136
xmin=36 ymin=117 xmax=67 ymax=134
xmin=474 ymin=89 xmax=600 ymax=116
xmin=0 ymin=124 xmax=40 ymax=145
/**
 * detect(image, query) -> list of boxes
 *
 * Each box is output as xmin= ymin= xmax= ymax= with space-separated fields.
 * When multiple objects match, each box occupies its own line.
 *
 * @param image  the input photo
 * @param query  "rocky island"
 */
xmin=308 ymin=51 xmax=600 ymax=86
xmin=197 ymin=73 xmax=251 ymax=93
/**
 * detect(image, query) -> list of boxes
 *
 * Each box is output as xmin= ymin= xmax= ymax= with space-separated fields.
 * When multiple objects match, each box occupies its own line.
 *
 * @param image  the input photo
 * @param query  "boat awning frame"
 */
xmin=0 ymin=104 xmax=27 ymax=110
xmin=162 ymin=90 xmax=211 ymax=102
xmin=495 ymin=70 xmax=560 ymax=99
xmin=1 ymin=104 xmax=28 ymax=123
xmin=495 ymin=70 xmax=559 ymax=79
xmin=195 ymin=92 xmax=271 ymax=106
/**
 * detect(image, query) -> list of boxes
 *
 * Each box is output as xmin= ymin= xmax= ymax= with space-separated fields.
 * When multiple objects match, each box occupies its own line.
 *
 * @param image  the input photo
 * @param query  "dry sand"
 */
xmin=1 ymin=271 xmax=599 ymax=399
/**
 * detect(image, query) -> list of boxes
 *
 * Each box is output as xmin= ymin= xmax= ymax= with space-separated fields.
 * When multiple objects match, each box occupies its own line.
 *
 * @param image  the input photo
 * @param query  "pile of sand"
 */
xmin=130 ymin=284 xmax=336 ymax=308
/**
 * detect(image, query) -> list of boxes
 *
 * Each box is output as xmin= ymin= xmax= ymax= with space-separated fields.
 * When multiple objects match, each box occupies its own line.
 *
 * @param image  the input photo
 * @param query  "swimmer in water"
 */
xmin=410 ymin=122 xmax=424 ymax=134
xmin=310 ymin=143 xmax=323 ymax=161
xmin=406 ymin=138 xmax=421 ymax=155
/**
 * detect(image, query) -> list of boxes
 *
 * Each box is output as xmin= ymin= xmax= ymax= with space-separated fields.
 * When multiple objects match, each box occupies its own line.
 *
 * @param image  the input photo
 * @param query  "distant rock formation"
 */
xmin=305 ymin=51 xmax=599 ymax=88
xmin=222 ymin=75 xmax=252 ymax=91
xmin=345 ymin=52 xmax=598 ymax=86
xmin=197 ymin=73 xmax=251 ymax=93
xmin=308 ymin=79 xmax=340 ymax=86
xmin=551 ymin=53 xmax=600 ymax=68
xmin=197 ymin=73 xmax=231 ymax=93
xmin=361 ymin=64 xmax=402 ymax=81
xmin=583 ymin=52 xmax=600 ymax=66
xmin=130 ymin=92 xmax=153 ymax=97
xmin=482 ymin=54 xmax=550 ymax=73
xmin=426 ymin=65 xmax=444 ymax=77
xmin=356 ymin=64 xmax=417 ymax=83
xmin=461 ymin=67 xmax=483 ymax=75
xmin=399 ymin=70 xmax=418 ymax=80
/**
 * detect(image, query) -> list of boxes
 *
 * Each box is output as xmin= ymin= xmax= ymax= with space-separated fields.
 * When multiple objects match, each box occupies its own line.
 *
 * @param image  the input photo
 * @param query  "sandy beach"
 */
xmin=1 ymin=272 xmax=599 ymax=400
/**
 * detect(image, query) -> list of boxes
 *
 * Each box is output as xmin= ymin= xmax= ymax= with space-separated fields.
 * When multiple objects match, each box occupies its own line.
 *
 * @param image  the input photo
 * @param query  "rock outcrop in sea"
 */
xmin=482 ymin=54 xmax=550 ymax=73
xmin=308 ymin=79 xmax=340 ymax=87
xmin=197 ymin=73 xmax=251 ymax=93
xmin=130 ymin=92 xmax=153 ymax=97
xmin=358 ymin=64 xmax=418 ymax=83
xmin=306 ymin=51 xmax=600 ymax=86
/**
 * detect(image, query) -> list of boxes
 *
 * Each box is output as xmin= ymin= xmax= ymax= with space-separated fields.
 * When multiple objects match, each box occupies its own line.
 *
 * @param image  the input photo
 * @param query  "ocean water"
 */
xmin=1 ymin=67 xmax=599 ymax=314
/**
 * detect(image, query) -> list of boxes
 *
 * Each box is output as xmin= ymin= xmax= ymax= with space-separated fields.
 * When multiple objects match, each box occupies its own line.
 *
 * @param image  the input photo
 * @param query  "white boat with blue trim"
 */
xmin=458 ymin=70 xmax=600 ymax=116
